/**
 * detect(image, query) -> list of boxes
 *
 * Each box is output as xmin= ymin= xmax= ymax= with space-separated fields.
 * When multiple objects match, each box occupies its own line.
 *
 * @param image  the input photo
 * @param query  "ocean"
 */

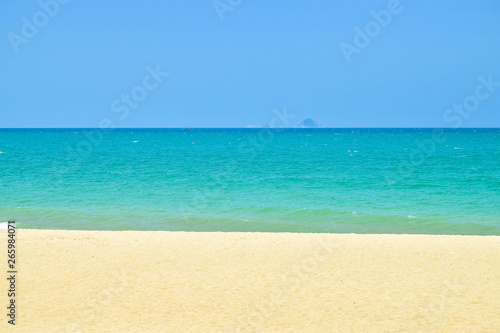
xmin=0 ymin=128 xmax=499 ymax=234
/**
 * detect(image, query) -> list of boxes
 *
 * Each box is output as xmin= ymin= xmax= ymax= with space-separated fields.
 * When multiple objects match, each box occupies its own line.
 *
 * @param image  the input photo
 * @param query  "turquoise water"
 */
xmin=0 ymin=128 xmax=499 ymax=234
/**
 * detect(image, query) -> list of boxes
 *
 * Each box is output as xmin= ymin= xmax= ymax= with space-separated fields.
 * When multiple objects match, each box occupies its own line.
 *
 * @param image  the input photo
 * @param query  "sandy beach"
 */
xmin=1 ymin=230 xmax=499 ymax=332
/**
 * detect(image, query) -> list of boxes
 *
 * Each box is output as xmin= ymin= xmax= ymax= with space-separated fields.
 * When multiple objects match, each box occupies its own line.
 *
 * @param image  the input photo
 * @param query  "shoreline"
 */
xmin=8 ymin=226 xmax=500 ymax=236
xmin=2 ymin=230 xmax=499 ymax=332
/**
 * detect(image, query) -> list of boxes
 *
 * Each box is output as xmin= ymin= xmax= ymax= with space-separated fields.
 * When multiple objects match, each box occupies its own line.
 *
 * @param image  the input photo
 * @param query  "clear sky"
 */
xmin=1 ymin=0 xmax=500 ymax=128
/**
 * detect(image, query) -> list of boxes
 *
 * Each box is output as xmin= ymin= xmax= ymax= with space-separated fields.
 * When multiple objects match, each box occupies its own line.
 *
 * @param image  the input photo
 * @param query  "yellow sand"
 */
xmin=1 ymin=230 xmax=500 ymax=332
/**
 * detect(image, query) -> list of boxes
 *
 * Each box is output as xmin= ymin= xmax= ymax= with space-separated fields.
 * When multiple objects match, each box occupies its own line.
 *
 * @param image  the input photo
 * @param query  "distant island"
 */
xmin=296 ymin=118 xmax=322 ymax=128
xmin=247 ymin=118 xmax=323 ymax=128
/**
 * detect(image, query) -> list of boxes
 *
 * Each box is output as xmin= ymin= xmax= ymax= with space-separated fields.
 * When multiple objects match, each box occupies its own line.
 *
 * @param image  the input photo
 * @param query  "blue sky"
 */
xmin=1 ymin=0 xmax=499 ymax=128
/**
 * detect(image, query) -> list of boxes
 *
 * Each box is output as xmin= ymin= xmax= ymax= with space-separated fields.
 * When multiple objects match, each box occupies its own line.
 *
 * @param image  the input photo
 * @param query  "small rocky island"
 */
xmin=296 ymin=118 xmax=322 ymax=128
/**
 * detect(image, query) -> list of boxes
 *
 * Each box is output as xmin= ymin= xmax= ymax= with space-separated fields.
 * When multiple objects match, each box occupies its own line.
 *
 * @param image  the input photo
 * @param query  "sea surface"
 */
xmin=0 ymin=128 xmax=499 ymax=235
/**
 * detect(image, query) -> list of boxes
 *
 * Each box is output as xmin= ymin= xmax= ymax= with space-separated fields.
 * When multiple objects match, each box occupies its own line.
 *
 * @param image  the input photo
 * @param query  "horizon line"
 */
xmin=1 ymin=127 xmax=499 ymax=130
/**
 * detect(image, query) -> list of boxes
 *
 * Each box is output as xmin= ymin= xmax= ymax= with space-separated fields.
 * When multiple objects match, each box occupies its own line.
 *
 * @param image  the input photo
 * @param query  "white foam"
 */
xmin=0 ymin=151 xmax=5 ymax=154
xmin=454 ymin=147 xmax=464 ymax=150
xmin=132 ymin=141 xmax=139 ymax=143
xmin=408 ymin=215 xmax=418 ymax=219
